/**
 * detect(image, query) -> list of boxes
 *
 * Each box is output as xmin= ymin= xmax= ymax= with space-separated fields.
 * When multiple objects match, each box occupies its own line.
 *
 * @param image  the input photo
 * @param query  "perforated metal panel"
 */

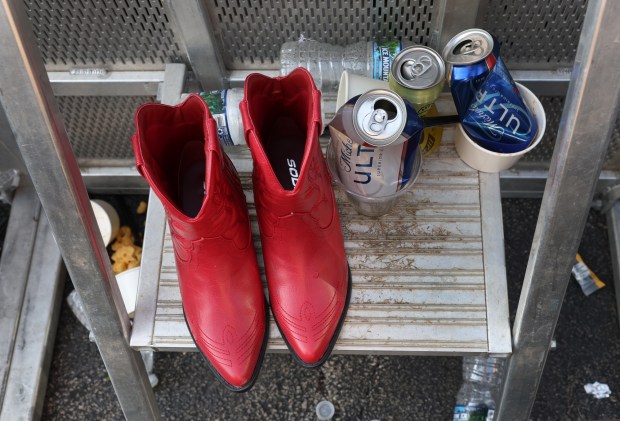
xmin=57 ymin=96 xmax=154 ymax=160
xmin=478 ymin=0 xmax=588 ymax=69
xmin=520 ymin=96 xmax=620 ymax=170
xmin=205 ymin=0 xmax=444 ymax=70
xmin=24 ymin=0 xmax=185 ymax=71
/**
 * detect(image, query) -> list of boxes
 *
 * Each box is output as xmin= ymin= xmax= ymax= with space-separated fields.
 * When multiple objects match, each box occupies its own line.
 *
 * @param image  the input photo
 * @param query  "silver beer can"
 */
xmin=329 ymin=89 xmax=422 ymax=198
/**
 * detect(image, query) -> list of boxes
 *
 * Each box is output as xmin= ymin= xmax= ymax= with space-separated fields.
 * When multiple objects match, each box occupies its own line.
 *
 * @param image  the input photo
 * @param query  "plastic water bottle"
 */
xmin=280 ymin=39 xmax=403 ymax=124
xmin=199 ymin=89 xmax=245 ymax=146
xmin=453 ymin=357 xmax=505 ymax=421
xmin=281 ymin=39 xmax=402 ymax=86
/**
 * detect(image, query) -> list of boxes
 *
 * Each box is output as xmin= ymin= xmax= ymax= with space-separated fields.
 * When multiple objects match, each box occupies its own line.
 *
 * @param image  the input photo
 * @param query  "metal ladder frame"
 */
xmin=1 ymin=0 xmax=619 ymax=419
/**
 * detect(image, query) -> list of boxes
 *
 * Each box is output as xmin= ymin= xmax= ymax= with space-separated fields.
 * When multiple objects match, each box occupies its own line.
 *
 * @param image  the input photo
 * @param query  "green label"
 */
xmin=200 ymin=90 xmax=225 ymax=115
xmin=199 ymin=90 xmax=233 ymax=146
xmin=372 ymin=40 xmax=402 ymax=81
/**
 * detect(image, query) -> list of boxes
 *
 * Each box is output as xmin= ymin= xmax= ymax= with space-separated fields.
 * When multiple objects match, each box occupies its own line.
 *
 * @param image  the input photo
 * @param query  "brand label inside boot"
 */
xmin=287 ymin=158 xmax=299 ymax=188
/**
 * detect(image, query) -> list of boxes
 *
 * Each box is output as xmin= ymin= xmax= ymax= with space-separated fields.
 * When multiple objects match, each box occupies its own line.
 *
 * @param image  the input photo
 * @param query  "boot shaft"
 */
xmin=133 ymin=94 xmax=248 ymax=241
xmin=240 ymin=68 xmax=351 ymax=367
xmin=241 ymin=68 xmax=333 ymax=222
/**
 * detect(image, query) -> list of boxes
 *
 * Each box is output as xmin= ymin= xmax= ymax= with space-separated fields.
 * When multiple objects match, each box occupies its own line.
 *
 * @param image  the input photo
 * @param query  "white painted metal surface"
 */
xmin=131 ymin=127 xmax=511 ymax=356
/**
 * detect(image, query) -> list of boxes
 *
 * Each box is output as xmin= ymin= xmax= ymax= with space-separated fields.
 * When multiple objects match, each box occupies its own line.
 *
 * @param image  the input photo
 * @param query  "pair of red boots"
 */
xmin=132 ymin=69 xmax=351 ymax=391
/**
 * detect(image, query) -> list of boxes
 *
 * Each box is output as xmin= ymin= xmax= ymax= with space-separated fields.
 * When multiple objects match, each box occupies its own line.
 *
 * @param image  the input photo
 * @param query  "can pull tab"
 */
xmin=456 ymin=39 xmax=483 ymax=56
xmin=401 ymin=55 xmax=433 ymax=80
xmin=367 ymin=109 xmax=390 ymax=134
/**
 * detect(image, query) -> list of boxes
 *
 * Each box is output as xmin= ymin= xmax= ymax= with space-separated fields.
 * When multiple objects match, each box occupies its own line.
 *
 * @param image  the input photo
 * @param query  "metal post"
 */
xmin=165 ymin=0 xmax=227 ymax=90
xmin=496 ymin=0 xmax=620 ymax=419
xmin=0 ymin=188 xmax=40 ymax=406
xmin=605 ymin=200 xmax=620 ymax=330
xmin=0 ymin=209 xmax=65 ymax=420
xmin=437 ymin=0 xmax=481 ymax=49
xmin=0 ymin=1 xmax=160 ymax=419
xmin=0 ymin=104 xmax=29 ymax=186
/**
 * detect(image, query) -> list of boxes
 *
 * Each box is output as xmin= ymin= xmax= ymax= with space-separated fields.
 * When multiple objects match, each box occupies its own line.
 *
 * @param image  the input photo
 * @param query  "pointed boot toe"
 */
xmin=241 ymin=68 xmax=351 ymax=367
xmin=133 ymin=94 xmax=267 ymax=391
xmin=270 ymin=267 xmax=352 ymax=366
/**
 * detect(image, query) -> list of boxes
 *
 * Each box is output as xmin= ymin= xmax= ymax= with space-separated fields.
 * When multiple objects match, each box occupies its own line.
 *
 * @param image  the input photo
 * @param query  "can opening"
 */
xmin=373 ymin=99 xmax=398 ymax=120
xmin=453 ymin=39 xmax=482 ymax=56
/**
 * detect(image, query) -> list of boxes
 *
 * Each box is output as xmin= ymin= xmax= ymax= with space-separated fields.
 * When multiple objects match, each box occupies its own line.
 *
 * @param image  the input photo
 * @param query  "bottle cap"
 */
xmin=316 ymin=400 xmax=335 ymax=420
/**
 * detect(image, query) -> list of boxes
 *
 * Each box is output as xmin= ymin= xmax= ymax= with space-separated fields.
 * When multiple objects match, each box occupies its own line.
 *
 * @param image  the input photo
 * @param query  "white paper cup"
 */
xmin=454 ymin=82 xmax=546 ymax=173
xmin=115 ymin=266 xmax=140 ymax=318
xmin=91 ymin=199 xmax=120 ymax=246
xmin=336 ymin=71 xmax=390 ymax=109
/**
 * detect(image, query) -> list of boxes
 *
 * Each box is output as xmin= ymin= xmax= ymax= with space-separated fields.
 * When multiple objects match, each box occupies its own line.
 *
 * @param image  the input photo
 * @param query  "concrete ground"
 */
xmin=4 ymin=197 xmax=619 ymax=420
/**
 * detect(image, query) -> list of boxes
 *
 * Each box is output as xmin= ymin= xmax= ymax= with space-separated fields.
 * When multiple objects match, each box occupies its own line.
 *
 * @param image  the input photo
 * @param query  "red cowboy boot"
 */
xmin=132 ymin=94 xmax=267 ymax=391
xmin=240 ymin=68 xmax=351 ymax=367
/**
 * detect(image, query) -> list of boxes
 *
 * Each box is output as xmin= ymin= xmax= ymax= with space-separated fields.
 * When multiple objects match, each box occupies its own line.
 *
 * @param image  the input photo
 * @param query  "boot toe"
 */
xmin=187 ymin=307 xmax=267 ymax=391
xmin=273 ymin=286 xmax=346 ymax=366
xmin=287 ymin=331 xmax=335 ymax=366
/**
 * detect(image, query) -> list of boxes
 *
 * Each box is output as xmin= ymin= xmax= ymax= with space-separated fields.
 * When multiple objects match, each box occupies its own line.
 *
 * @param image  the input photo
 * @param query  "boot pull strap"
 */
xmin=240 ymin=99 xmax=254 ymax=141
xmin=131 ymin=134 xmax=146 ymax=177
xmin=205 ymin=117 xmax=224 ymax=167
xmin=240 ymin=98 xmax=265 ymax=151
xmin=312 ymin=89 xmax=323 ymax=133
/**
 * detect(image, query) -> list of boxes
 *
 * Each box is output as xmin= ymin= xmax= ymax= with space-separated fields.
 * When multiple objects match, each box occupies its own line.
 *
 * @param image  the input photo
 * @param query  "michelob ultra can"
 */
xmin=329 ymin=89 xmax=422 ymax=198
xmin=389 ymin=46 xmax=446 ymax=156
xmin=443 ymin=29 xmax=538 ymax=153
xmin=442 ymin=29 xmax=497 ymax=118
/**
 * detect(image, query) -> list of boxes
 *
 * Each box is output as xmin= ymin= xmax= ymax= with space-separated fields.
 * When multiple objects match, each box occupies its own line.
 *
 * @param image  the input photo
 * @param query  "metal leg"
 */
xmin=438 ymin=0 xmax=481 ymax=49
xmin=0 ymin=1 xmax=160 ymax=419
xmin=0 ymin=106 xmax=29 ymax=185
xmin=606 ymin=200 xmax=620 ymax=330
xmin=0 ymin=208 xmax=65 ymax=420
xmin=165 ymin=0 xmax=227 ymax=90
xmin=496 ymin=0 xmax=620 ymax=419
xmin=0 ymin=188 xmax=41 ymax=408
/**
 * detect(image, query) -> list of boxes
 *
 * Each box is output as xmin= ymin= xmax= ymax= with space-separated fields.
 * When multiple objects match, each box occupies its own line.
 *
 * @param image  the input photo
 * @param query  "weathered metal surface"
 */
xmin=132 ymin=127 xmax=511 ymax=356
xmin=0 ymin=212 xmax=64 ymax=421
xmin=0 ymin=188 xmax=40 ymax=410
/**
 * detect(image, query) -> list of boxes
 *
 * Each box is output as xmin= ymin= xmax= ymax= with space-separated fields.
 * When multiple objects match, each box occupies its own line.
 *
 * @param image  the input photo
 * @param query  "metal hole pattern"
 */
xmin=56 ymin=95 xmax=620 ymax=169
xmin=520 ymin=96 xmax=620 ymax=170
xmin=57 ymin=96 xmax=155 ymax=159
xmin=206 ymin=0 xmax=440 ymax=70
xmin=478 ymin=0 xmax=588 ymax=69
xmin=23 ymin=0 xmax=184 ymax=71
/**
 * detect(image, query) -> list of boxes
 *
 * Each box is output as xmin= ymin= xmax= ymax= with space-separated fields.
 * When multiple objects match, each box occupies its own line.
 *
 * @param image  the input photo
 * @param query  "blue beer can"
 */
xmin=443 ymin=29 xmax=538 ymax=153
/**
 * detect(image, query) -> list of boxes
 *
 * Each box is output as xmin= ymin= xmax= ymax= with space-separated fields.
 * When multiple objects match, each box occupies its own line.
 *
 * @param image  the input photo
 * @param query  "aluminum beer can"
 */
xmin=443 ymin=29 xmax=538 ymax=152
xmin=388 ymin=46 xmax=445 ymax=116
xmin=329 ymin=89 xmax=422 ymax=197
xmin=442 ymin=29 xmax=497 ymax=116
xmin=389 ymin=46 xmax=446 ymax=156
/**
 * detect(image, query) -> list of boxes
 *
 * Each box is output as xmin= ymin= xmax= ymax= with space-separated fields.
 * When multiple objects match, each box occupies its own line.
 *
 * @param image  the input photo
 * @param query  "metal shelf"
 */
xmin=131 ymin=128 xmax=512 ymax=356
